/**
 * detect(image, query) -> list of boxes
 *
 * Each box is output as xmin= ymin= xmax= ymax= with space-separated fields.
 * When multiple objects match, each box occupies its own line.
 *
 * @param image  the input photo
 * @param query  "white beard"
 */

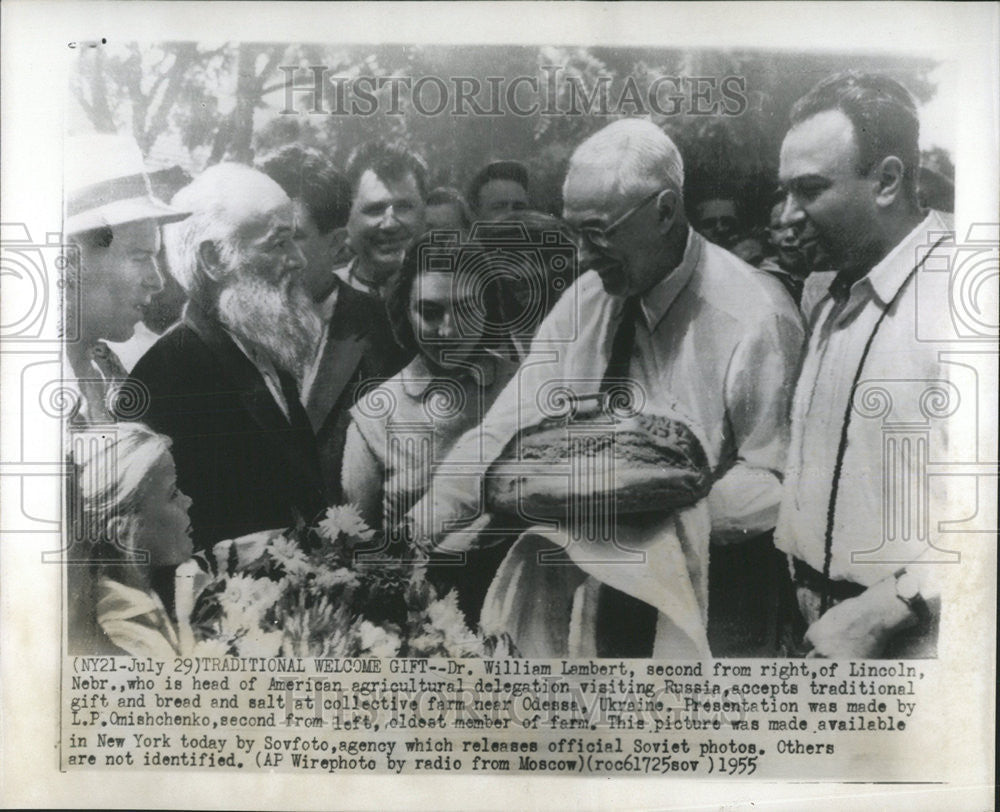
xmin=217 ymin=270 xmax=322 ymax=383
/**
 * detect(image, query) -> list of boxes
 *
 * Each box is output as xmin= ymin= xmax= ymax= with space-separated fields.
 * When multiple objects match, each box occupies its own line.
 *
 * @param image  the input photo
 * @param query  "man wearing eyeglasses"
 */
xmin=410 ymin=119 xmax=805 ymax=656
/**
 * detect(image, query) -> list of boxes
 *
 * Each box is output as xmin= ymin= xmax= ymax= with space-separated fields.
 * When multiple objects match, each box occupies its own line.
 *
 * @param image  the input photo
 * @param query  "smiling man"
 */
xmin=774 ymin=71 xmax=956 ymax=658
xmin=410 ymin=118 xmax=806 ymax=656
xmin=128 ymin=163 xmax=325 ymax=552
xmin=337 ymin=141 xmax=428 ymax=298
xmin=258 ymin=144 xmax=411 ymax=503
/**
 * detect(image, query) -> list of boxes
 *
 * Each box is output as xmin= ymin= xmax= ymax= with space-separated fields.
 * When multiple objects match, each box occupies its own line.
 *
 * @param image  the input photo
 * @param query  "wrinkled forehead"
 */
xmin=562 ymin=164 xmax=629 ymax=224
xmin=230 ymin=191 xmax=295 ymax=243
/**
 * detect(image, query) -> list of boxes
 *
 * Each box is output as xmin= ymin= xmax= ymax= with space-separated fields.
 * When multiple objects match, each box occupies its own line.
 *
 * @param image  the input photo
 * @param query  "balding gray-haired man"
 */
xmin=409 ymin=119 xmax=805 ymax=657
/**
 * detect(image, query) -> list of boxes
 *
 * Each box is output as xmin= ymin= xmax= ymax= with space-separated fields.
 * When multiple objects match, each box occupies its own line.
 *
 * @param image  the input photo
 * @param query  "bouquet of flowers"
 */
xmin=189 ymin=505 xmax=496 ymax=658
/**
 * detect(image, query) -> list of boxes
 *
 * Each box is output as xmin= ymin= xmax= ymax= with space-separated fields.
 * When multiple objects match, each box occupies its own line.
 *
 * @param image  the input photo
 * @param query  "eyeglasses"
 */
xmin=578 ymin=189 xmax=662 ymax=252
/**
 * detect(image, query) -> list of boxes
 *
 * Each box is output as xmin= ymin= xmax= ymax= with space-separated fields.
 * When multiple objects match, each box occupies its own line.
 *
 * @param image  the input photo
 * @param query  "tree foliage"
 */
xmin=71 ymin=42 xmax=944 ymax=223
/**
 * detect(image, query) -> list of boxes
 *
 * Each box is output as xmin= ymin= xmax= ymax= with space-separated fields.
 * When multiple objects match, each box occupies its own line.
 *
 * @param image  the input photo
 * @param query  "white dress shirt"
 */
xmin=775 ymin=210 xmax=957 ymax=590
xmin=409 ymin=228 xmax=806 ymax=545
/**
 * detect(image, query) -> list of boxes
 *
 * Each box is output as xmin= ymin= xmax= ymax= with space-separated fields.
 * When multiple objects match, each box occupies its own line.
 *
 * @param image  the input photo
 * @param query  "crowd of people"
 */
xmin=64 ymin=70 xmax=953 ymax=660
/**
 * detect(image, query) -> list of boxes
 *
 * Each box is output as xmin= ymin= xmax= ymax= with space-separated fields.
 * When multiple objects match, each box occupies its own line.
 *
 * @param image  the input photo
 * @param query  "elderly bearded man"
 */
xmin=774 ymin=72 xmax=958 ymax=658
xmin=409 ymin=119 xmax=805 ymax=657
xmin=128 ymin=164 xmax=325 ymax=553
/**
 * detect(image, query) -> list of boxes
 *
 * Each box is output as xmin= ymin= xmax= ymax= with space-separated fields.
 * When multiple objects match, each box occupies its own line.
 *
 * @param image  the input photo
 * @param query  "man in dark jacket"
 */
xmin=257 ymin=145 xmax=410 ymax=502
xmin=129 ymin=163 xmax=325 ymax=553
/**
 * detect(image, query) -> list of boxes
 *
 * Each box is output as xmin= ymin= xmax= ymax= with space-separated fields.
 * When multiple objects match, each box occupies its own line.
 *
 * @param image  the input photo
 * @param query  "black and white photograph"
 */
xmin=1 ymin=2 xmax=996 ymax=809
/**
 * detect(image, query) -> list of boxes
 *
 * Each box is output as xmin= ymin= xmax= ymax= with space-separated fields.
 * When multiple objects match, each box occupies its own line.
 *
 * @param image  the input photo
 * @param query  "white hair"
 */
xmin=567 ymin=118 xmax=685 ymax=199
xmin=162 ymin=163 xmax=286 ymax=303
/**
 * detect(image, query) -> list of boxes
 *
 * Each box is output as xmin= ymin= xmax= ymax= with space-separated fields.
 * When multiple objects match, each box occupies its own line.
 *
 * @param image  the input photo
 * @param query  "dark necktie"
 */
xmin=278 ymin=370 xmax=324 ymax=522
xmin=600 ymin=295 xmax=641 ymax=392
xmin=594 ymin=295 xmax=659 ymax=657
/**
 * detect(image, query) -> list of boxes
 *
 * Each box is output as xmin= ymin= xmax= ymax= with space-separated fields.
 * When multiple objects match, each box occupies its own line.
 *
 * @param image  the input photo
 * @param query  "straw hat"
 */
xmin=65 ymin=134 xmax=189 ymax=235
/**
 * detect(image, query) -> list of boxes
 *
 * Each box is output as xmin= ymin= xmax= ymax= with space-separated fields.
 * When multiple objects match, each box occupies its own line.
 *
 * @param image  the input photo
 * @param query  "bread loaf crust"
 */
xmin=485 ymin=412 xmax=711 ymax=519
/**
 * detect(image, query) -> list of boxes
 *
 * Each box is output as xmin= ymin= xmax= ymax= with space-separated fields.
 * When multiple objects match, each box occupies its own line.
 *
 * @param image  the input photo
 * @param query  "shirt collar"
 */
xmin=839 ymin=210 xmax=946 ymax=308
xmin=641 ymin=226 xmax=700 ymax=332
xmin=400 ymin=351 xmax=501 ymax=398
xmin=97 ymin=577 xmax=166 ymax=621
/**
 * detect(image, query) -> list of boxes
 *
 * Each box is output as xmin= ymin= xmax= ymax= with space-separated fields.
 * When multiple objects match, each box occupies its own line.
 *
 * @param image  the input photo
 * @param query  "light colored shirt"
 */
xmin=775 ymin=210 xmax=957 ymax=590
xmin=97 ymin=577 xmax=181 ymax=659
xmin=106 ymin=321 xmax=163 ymax=373
xmin=409 ymin=228 xmax=806 ymax=545
xmin=65 ymin=341 xmax=130 ymax=426
xmin=343 ymin=351 xmax=518 ymax=530
xmin=300 ymin=283 xmax=340 ymax=403
xmin=334 ymin=258 xmax=381 ymax=298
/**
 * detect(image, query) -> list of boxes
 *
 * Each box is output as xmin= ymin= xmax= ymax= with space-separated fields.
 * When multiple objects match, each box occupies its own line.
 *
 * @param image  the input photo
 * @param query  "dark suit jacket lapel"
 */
xmin=305 ymin=285 xmax=373 ymax=432
xmin=183 ymin=302 xmax=296 ymax=439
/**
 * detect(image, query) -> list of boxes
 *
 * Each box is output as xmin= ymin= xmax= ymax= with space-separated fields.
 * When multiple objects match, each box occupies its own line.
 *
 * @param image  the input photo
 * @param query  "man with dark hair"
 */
xmin=691 ymin=193 xmax=743 ymax=251
xmin=775 ymin=71 xmax=956 ymax=658
xmin=339 ymin=140 xmax=427 ymax=298
xmin=257 ymin=145 xmax=353 ymax=299
xmin=467 ymin=160 xmax=530 ymax=219
xmin=425 ymin=186 xmax=474 ymax=232
xmin=259 ymin=144 xmax=409 ymax=502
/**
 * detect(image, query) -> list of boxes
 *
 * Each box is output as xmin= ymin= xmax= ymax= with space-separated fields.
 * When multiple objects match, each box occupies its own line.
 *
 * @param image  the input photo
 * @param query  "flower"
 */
xmin=357 ymin=620 xmax=401 ymax=657
xmin=193 ymin=504 xmax=482 ymax=658
xmin=313 ymin=567 xmax=359 ymax=591
xmin=267 ymin=535 xmax=312 ymax=576
xmin=424 ymin=591 xmax=482 ymax=657
xmin=221 ymin=573 xmax=281 ymax=614
xmin=318 ymin=504 xmax=375 ymax=543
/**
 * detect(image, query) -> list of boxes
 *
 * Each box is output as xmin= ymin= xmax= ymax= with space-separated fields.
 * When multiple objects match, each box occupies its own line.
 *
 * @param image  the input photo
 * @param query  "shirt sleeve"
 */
xmin=341 ymin=419 xmax=386 ymax=531
xmin=405 ymin=289 xmax=579 ymax=546
xmin=708 ymin=310 xmax=805 ymax=543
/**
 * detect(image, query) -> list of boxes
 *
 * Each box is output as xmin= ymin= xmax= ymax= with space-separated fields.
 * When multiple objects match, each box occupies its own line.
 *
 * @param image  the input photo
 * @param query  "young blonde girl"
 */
xmin=67 ymin=423 xmax=197 ymax=658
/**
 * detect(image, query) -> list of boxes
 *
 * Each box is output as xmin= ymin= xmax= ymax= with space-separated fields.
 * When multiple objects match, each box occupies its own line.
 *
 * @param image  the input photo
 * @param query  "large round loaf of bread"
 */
xmin=485 ymin=412 xmax=711 ymax=518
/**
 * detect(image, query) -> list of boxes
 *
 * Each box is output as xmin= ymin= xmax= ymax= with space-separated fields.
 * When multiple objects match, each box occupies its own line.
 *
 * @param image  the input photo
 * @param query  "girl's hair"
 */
xmin=385 ymin=233 xmax=508 ymax=357
xmin=68 ymin=422 xmax=173 ymax=563
xmin=66 ymin=423 xmax=173 ymax=653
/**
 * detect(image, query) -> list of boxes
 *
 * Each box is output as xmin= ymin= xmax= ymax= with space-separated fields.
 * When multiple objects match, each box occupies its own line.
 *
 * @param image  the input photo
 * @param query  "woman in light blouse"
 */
xmin=342 ymin=234 xmax=518 ymax=533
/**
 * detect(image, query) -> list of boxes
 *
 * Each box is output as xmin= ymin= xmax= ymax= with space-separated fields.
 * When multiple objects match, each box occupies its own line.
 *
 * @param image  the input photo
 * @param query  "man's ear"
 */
xmin=874 ymin=156 xmax=906 ymax=207
xmin=198 ymin=240 xmax=226 ymax=282
xmin=655 ymin=188 xmax=680 ymax=231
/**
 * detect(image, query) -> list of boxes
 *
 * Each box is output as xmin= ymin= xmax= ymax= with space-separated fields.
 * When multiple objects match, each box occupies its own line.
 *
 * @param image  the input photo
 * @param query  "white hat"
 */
xmin=65 ymin=134 xmax=189 ymax=234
